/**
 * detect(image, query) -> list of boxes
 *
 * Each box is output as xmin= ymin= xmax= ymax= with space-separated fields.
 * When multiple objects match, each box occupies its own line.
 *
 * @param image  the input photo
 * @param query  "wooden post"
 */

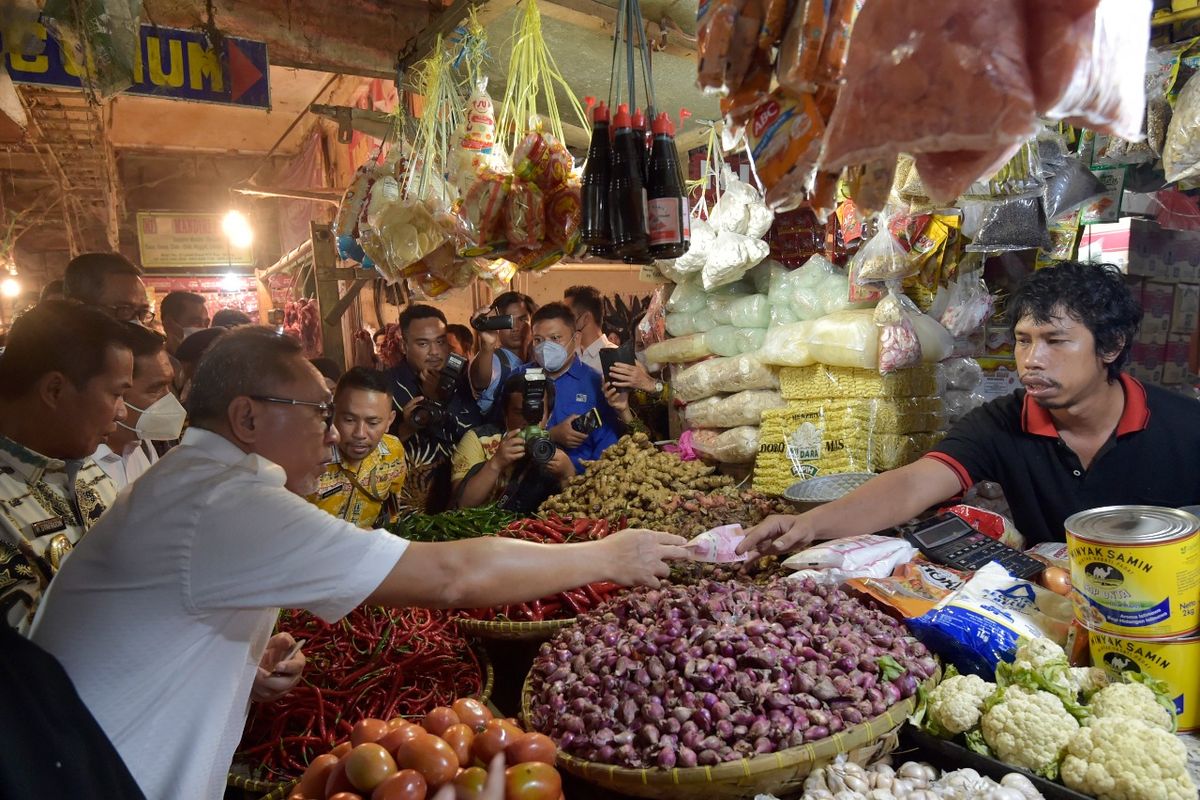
xmin=310 ymin=221 xmax=347 ymax=368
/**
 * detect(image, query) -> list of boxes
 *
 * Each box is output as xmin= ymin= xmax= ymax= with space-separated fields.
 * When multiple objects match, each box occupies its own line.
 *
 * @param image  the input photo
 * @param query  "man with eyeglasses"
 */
xmin=30 ymin=326 xmax=687 ymax=800
xmin=63 ymin=253 xmax=154 ymax=325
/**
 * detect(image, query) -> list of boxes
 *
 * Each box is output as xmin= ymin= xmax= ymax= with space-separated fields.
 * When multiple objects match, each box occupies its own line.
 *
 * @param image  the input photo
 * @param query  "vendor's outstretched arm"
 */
xmin=366 ymin=529 xmax=689 ymax=609
xmin=738 ymin=458 xmax=964 ymax=558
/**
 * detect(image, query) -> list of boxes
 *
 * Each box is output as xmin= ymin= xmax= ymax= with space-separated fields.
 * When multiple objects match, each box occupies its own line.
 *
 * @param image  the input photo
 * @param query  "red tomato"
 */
xmin=378 ymin=724 xmax=424 ymax=757
xmin=505 ymin=733 xmax=557 ymax=765
xmin=371 ymin=769 xmax=428 ymax=800
xmin=504 ymin=762 xmax=562 ymax=800
xmin=484 ymin=718 xmax=524 ymax=740
xmin=441 ymin=724 xmax=475 ymax=766
xmin=329 ymin=793 xmax=365 ymax=800
xmin=451 ymin=766 xmax=488 ymax=800
xmin=396 ymin=733 xmax=459 ymax=787
xmin=295 ymin=752 xmax=339 ymax=798
xmin=471 ymin=725 xmax=516 ymax=765
xmin=326 ymin=758 xmax=356 ymax=797
xmin=451 ymin=698 xmax=492 ymax=730
xmin=421 ymin=706 xmax=461 ymax=737
xmin=352 ymin=718 xmax=391 ymax=747
xmin=345 ymin=743 xmax=399 ymax=792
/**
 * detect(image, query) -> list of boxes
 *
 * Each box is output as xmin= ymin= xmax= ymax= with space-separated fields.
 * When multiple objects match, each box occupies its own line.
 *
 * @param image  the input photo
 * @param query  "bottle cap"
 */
xmin=631 ymin=107 xmax=647 ymax=130
xmin=593 ymin=100 xmax=609 ymax=123
xmin=652 ymin=111 xmax=674 ymax=136
xmin=613 ymin=103 xmax=631 ymax=129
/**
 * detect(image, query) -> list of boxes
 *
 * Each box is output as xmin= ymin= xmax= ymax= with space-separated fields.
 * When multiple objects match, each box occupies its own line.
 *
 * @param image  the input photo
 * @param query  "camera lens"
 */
xmin=528 ymin=435 xmax=557 ymax=465
xmin=410 ymin=404 xmax=432 ymax=429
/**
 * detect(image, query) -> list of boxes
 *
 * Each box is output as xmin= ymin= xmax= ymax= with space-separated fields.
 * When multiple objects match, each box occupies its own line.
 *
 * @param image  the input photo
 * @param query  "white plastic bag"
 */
xmin=705 ymin=325 xmax=742 ymax=357
xmin=783 ymin=534 xmax=916 ymax=584
xmin=735 ymin=327 xmax=766 ymax=353
xmin=851 ymin=220 xmax=914 ymax=284
xmin=702 ymin=230 xmax=771 ymax=291
xmin=875 ymin=290 xmax=923 ymax=374
xmin=673 ymin=354 xmax=780 ymax=402
xmin=692 ymin=426 xmax=760 ymax=464
xmin=665 ymin=312 xmax=697 ymax=337
xmin=675 ymin=217 xmax=716 ymax=273
xmin=666 ymin=279 xmax=708 ymax=313
xmin=729 ymin=294 xmax=771 ymax=328
xmin=939 ymin=277 xmax=994 ymax=337
xmin=1164 ymin=71 xmax=1200 ymax=184
xmin=644 ymin=333 xmax=714 ymax=364
xmin=685 ymin=389 xmax=787 ymax=428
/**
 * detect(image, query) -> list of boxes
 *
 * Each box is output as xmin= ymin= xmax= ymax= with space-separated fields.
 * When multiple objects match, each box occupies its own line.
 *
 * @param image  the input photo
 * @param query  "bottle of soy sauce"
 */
xmin=608 ymin=103 xmax=650 ymax=259
xmin=631 ymin=107 xmax=649 ymax=184
xmin=581 ymin=100 xmax=613 ymax=255
xmin=646 ymin=111 xmax=690 ymax=259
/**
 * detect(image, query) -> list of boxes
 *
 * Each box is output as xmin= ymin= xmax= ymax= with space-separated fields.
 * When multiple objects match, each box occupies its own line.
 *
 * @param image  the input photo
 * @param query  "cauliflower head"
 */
xmin=1061 ymin=717 xmax=1196 ymax=800
xmin=980 ymin=687 xmax=1079 ymax=776
xmin=927 ymin=673 xmax=996 ymax=735
xmin=1087 ymin=682 xmax=1173 ymax=731
xmin=1066 ymin=666 xmax=1112 ymax=698
xmin=1012 ymin=637 xmax=1069 ymax=672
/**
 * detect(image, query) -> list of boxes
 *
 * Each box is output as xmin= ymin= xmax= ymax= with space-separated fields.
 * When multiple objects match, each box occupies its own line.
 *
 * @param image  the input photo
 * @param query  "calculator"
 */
xmin=898 ymin=512 xmax=1046 ymax=581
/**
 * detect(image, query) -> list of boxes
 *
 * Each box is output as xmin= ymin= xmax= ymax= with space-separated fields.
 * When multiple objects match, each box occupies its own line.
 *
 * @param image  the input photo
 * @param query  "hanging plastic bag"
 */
xmin=874 ymin=289 xmax=923 ymax=374
xmin=850 ymin=218 xmax=914 ymax=284
xmin=504 ymin=181 xmax=546 ymax=248
xmin=452 ymin=78 xmax=498 ymax=189
xmin=702 ymin=229 xmax=771 ymax=290
xmin=459 ymin=171 xmax=510 ymax=252
xmin=964 ymin=197 xmax=1053 ymax=253
xmin=675 ymin=217 xmax=717 ymax=273
xmin=745 ymin=91 xmax=826 ymax=211
xmin=939 ymin=277 xmax=994 ymax=337
xmin=775 ymin=0 xmax=827 ymax=97
xmin=544 ymin=183 xmax=582 ymax=250
xmin=512 ymin=129 xmax=574 ymax=193
xmin=1026 ymin=0 xmax=1152 ymax=141
xmin=1043 ymin=156 xmax=1108 ymax=220
xmin=1164 ymin=71 xmax=1200 ymax=184
xmin=697 ymin=0 xmax=759 ymax=95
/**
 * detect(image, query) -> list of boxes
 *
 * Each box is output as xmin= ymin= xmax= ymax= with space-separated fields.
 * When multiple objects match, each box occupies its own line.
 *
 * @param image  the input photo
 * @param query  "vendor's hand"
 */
xmin=550 ymin=416 xmax=589 ymax=449
xmin=609 ymin=361 xmax=657 ymax=393
xmin=491 ymin=431 xmax=527 ymax=468
xmin=397 ymin=395 xmax=426 ymax=439
xmin=419 ymin=368 xmax=442 ymax=400
xmin=599 ymin=529 xmax=690 ymax=588
xmin=251 ymin=633 xmax=305 ymax=703
xmin=432 ymin=754 xmax=505 ymax=800
xmin=737 ymin=514 xmax=816 ymax=560
xmin=545 ymin=447 xmax=576 ymax=481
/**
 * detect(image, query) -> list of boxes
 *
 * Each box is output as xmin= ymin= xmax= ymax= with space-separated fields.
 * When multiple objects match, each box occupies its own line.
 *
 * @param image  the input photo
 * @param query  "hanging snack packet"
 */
xmin=504 ymin=180 xmax=546 ymax=249
xmin=776 ymin=0 xmax=827 ymax=98
xmin=544 ymin=183 xmax=582 ymax=250
xmin=964 ymin=197 xmax=1053 ymax=253
xmin=745 ymin=91 xmax=826 ymax=210
xmin=697 ymin=0 xmax=759 ymax=95
xmin=875 ymin=289 xmax=923 ymax=374
xmin=459 ymin=171 xmax=510 ymax=253
xmin=815 ymin=0 xmax=864 ymax=87
xmin=850 ymin=218 xmax=913 ymax=284
xmin=513 ymin=130 xmax=574 ymax=193
xmin=456 ymin=79 xmax=497 ymax=160
xmin=1043 ymin=157 xmax=1107 ymax=220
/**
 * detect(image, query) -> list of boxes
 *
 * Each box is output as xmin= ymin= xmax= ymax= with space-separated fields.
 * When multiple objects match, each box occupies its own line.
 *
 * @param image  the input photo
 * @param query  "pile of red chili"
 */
xmin=237 ymin=606 xmax=484 ymax=780
xmin=460 ymin=515 xmax=626 ymax=622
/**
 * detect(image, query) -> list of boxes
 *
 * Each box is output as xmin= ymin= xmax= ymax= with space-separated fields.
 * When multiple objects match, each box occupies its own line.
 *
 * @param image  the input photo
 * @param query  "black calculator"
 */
xmin=898 ymin=512 xmax=1046 ymax=581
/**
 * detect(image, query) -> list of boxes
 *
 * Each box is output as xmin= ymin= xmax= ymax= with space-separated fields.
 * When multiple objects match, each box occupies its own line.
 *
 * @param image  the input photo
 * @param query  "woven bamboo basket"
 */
xmin=521 ymin=667 xmax=939 ymax=800
xmin=455 ymin=614 xmax=578 ymax=641
xmin=227 ymin=646 xmax=494 ymax=797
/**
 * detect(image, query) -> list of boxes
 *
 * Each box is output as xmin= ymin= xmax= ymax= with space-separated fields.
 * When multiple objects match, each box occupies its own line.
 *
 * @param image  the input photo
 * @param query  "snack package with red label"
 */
xmin=459 ymin=171 xmax=510 ymax=253
xmin=513 ymin=130 xmax=574 ymax=193
xmin=845 ymin=556 xmax=968 ymax=619
xmin=545 ymin=183 xmax=582 ymax=251
xmin=942 ymin=504 xmax=1026 ymax=551
xmin=504 ymin=180 xmax=546 ymax=249
xmin=745 ymin=90 xmax=825 ymax=211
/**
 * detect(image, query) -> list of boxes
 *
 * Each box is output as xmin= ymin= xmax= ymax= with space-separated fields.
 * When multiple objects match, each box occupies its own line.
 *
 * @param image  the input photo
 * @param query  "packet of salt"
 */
xmin=685 ymin=524 xmax=748 ymax=563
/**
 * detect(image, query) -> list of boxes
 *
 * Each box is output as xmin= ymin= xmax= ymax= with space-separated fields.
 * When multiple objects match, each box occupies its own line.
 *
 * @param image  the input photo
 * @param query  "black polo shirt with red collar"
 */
xmin=925 ymin=374 xmax=1200 ymax=545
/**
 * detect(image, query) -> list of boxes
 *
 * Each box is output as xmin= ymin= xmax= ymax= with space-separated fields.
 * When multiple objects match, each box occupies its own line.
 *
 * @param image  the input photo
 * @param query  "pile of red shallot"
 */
xmin=526 ymin=578 xmax=936 ymax=770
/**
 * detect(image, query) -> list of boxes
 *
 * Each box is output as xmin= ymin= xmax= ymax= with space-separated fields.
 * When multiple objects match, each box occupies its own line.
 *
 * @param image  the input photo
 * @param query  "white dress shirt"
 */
xmin=32 ymin=428 xmax=409 ymax=800
xmin=92 ymin=439 xmax=158 ymax=491
xmin=578 ymin=333 xmax=618 ymax=375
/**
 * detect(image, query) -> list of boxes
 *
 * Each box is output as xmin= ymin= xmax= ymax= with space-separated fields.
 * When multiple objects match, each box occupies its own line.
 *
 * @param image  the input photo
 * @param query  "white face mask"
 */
xmin=119 ymin=393 xmax=187 ymax=441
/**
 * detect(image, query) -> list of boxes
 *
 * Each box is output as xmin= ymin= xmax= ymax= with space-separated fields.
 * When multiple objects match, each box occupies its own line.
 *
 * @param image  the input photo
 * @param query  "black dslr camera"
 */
xmin=518 ymin=370 xmax=556 ymax=466
xmin=411 ymin=353 xmax=468 ymax=431
xmin=470 ymin=312 xmax=515 ymax=332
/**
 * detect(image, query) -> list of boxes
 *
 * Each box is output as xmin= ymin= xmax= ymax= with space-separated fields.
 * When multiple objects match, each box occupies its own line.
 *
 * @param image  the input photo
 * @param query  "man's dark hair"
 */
xmin=564 ymin=285 xmax=603 ymax=325
xmin=0 ymin=300 xmax=134 ymax=400
xmin=176 ymin=327 xmax=226 ymax=364
xmin=63 ymin=253 xmax=143 ymax=305
xmin=446 ymin=324 xmax=475 ymax=351
xmin=336 ymin=367 xmax=393 ymax=399
xmin=309 ymin=357 xmax=343 ymax=385
xmin=39 ymin=279 xmax=64 ymax=302
xmin=492 ymin=291 xmax=536 ymax=316
xmin=160 ymin=291 xmax=206 ymax=324
xmin=398 ymin=304 xmax=447 ymax=336
xmin=186 ymin=326 xmax=307 ymax=427
xmin=1007 ymin=261 xmax=1142 ymax=382
xmin=500 ymin=371 xmax=556 ymax=411
xmin=212 ymin=308 xmax=253 ymax=328
xmin=123 ymin=323 xmax=167 ymax=379
xmin=531 ymin=301 xmax=576 ymax=329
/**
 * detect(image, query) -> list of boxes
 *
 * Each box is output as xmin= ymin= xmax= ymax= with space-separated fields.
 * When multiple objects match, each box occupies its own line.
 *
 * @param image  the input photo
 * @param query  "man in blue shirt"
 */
xmin=469 ymin=292 xmax=535 ymax=419
xmin=528 ymin=303 xmax=634 ymax=471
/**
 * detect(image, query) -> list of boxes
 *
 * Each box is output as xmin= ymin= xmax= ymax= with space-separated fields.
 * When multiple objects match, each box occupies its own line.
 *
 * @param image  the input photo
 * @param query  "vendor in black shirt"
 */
xmin=388 ymin=304 xmax=483 ymax=512
xmin=739 ymin=261 xmax=1200 ymax=555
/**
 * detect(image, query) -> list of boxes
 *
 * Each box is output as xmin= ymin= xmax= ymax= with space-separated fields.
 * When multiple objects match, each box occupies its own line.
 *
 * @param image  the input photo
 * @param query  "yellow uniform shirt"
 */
xmin=308 ymin=435 xmax=407 ymax=529
xmin=450 ymin=429 xmax=509 ymax=505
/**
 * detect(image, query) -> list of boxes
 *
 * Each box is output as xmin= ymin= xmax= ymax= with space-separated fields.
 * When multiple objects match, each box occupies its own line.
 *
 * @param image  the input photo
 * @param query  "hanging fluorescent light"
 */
xmin=222 ymin=210 xmax=254 ymax=249
xmin=220 ymin=273 xmax=243 ymax=292
xmin=1 ymin=276 xmax=20 ymax=298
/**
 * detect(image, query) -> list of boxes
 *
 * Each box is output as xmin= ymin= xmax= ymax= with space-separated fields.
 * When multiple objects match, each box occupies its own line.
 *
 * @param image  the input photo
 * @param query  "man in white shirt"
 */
xmin=565 ymin=284 xmax=617 ymax=374
xmin=92 ymin=324 xmax=181 ymax=490
xmin=31 ymin=326 xmax=687 ymax=800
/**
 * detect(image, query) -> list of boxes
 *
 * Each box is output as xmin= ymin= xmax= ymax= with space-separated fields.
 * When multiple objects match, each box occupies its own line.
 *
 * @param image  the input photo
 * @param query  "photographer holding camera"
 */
xmin=388 ymin=305 xmax=483 ymax=512
xmin=468 ymin=292 xmax=535 ymax=418
xmin=451 ymin=370 xmax=575 ymax=513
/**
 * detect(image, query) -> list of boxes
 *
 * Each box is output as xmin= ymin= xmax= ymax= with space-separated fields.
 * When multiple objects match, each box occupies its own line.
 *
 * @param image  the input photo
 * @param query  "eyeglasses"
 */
xmin=249 ymin=395 xmax=335 ymax=430
xmin=106 ymin=304 xmax=156 ymax=324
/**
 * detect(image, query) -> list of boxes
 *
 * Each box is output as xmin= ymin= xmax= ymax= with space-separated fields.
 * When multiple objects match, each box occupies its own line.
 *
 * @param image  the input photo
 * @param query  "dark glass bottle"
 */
xmin=646 ymin=112 xmax=690 ymax=259
xmin=608 ymin=103 xmax=650 ymax=258
xmin=581 ymin=101 xmax=612 ymax=252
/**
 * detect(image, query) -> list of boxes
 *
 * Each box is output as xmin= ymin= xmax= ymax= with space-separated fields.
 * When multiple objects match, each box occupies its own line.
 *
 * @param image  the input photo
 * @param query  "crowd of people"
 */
xmin=0 ymin=251 xmax=687 ymax=799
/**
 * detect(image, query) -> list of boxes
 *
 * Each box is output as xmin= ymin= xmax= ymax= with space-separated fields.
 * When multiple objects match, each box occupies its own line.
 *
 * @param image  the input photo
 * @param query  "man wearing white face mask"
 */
xmin=92 ymin=325 xmax=184 ymax=490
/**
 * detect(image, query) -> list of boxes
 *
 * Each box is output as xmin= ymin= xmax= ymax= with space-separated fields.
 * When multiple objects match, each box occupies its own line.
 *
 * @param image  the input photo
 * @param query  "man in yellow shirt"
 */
xmin=308 ymin=368 xmax=406 ymax=528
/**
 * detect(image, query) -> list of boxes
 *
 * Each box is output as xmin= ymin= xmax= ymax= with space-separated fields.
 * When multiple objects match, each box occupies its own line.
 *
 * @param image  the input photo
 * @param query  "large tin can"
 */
xmin=1065 ymin=506 xmax=1200 ymax=639
xmin=1087 ymin=628 xmax=1200 ymax=732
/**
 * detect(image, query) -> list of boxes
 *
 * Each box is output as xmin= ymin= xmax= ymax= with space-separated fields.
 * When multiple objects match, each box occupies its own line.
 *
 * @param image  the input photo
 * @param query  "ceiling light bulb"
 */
xmin=1 ymin=276 xmax=20 ymax=298
xmin=222 ymin=210 xmax=254 ymax=249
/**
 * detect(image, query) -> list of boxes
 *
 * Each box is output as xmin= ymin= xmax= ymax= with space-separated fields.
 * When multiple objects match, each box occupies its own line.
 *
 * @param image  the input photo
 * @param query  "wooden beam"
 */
xmin=540 ymin=0 xmax=696 ymax=58
xmin=311 ymin=222 xmax=347 ymax=368
xmin=398 ymin=0 xmax=487 ymax=74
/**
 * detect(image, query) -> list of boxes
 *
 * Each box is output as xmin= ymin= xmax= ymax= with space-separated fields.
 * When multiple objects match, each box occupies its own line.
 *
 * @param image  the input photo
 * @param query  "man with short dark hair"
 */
xmin=0 ymin=300 xmax=134 ymax=631
xmin=39 ymin=279 xmax=64 ymax=303
xmin=564 ymin=285 xmax=616 ymax=375
xmin=741 ymin=261 xmax=1200 ymax=557
xmin=30 ymin=325 xmax=687 ymax=800
xmin=388 ymin=304 xmax=483 ymax=512
xmin=211 ymin=307 xmax=253 ymax=328
xmin=63 ymin=253 xmax=151 ymax=325
xmin=159 ymin=291 xmax=209 ymax=356
xmin=530 ymin=302 xmax=635 ymax=471
xmin=308 ymin=367 xmax=406 ymax=528
xmin=469 ymin=291 xmax=536 ymax=416
xmin=452 ymin=371 xmax=575 ymax=513
xmin=92 ymin=325 xmax=180 ymax=490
